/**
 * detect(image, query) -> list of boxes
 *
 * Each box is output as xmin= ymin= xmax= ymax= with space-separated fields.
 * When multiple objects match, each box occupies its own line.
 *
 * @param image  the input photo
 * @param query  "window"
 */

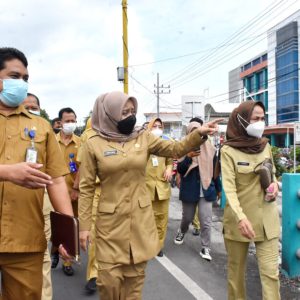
xmin=276 ymin=37 xmax=299 ymax=124
xmin=262 ymin=54 xmax=268 ymax=61
xmin=253 ymin=57 xmax=260 ymax=66
xmin=244 ymin=62 xmax=251 ymax=71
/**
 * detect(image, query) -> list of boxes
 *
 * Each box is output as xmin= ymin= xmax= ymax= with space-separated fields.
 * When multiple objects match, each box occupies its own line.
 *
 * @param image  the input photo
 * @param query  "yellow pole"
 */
xmin=122 ymin=0 xmax=128 ymax=94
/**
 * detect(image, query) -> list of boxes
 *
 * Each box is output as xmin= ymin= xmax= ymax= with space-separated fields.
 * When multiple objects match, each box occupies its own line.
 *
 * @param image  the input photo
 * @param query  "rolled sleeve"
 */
xmin=46 ymin=129 xmax=69 ymax=178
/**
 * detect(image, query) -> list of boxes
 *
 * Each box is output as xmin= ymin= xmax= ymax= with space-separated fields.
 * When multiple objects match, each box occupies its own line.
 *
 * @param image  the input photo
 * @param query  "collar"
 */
xmin=0 ymin=104 xmax=33 ymax=119
xmin=56 ymin=131 xmax=79 ymax=145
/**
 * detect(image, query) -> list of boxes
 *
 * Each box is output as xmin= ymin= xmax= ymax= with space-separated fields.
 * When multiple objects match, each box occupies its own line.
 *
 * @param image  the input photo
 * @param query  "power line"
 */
xmin=162 ymin=0 xmax=291 ymax=85
xmin=127 ymin=35 xmax=265 ymax=67
xmin=170 ymin=1 xmax=298 ymax=90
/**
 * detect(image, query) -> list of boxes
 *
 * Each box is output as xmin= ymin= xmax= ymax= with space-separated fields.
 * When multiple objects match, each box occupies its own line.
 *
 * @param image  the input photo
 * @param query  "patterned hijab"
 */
xmin=224 ymin=101 xmax=268 ymax=154
xmin=91 ymin=91 xmax=144 ymax=142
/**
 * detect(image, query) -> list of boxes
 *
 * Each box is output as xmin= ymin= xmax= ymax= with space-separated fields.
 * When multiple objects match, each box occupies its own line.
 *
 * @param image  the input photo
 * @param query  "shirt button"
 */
xmin=125 ymin=198 xmax=130 ymax=202
xmin=7 ymin=135 xmax=11 ymax=139
xmin=6 ymin=156 xmax=11 ymax=160
xmin=123 ymin=153 xmax=127 ymax=157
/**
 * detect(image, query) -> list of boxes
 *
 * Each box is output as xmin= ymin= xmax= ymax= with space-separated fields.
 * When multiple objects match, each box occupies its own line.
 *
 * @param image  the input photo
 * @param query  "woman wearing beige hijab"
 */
xmin=79 ymin=91 xmax=222 ymax=300
xmin=174 ymin=121 xmax=221 ymax=262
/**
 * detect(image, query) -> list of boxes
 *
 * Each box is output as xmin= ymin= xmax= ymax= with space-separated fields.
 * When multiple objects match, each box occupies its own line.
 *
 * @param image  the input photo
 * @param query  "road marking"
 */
xmin=155 ymin=255 xmax=213 ymax=300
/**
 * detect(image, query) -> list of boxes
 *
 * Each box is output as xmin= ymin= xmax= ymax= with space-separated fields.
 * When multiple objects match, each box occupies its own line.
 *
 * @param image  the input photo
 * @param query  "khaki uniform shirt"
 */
xmin=145 ymin=154 xmax=173 ymax=201
xmin=221 ymin=144 xmax=280 ymax=242
xmin=79 ymin=129 xmax=205 ymax=264
xmin=0 ymin=105 xmax=68 ymax=252
xmin=56 ymin=132 xmax=81 ymax=193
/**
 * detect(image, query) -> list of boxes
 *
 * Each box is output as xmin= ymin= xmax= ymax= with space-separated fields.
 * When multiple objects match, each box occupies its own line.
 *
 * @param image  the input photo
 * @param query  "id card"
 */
xmin=152 ymin=156 xmax=159 ymax=167
xmin=26 ymin=148 xmax=38 ymax=163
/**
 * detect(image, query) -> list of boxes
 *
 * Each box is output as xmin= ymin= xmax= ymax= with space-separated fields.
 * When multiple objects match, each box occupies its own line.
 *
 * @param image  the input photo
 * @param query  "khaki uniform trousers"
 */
xmin=192 ymin=207 xmax=200 ymax=230
xmin=224 ymin=237 xmax=280 ymax=300
xmin=0 ymin=252 xmax=44 ymax=300
xmin=86 ymin=185 xmax=100 ymax=280
xmin=97 ymin=261 xmax=147 ymax=300
xmin=42 ymin=193 xmax=53 ymax=300
xmin=151 ymin=193 xmax=170 ymax=249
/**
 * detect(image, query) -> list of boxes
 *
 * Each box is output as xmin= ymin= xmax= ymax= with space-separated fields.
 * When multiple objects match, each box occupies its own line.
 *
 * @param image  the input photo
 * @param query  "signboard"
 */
xmin=295 ymin=122 xmax=300 ymax=144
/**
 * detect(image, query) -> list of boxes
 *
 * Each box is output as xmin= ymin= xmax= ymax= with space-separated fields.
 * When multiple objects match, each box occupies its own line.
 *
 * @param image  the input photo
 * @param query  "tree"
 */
xmin=40 ymin=108 xmax=51 ymax=123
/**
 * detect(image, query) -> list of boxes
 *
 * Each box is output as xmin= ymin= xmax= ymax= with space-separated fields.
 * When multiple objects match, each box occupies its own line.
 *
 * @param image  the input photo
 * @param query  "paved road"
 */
xmin=52 ymin=188 xmax=300 ymax=300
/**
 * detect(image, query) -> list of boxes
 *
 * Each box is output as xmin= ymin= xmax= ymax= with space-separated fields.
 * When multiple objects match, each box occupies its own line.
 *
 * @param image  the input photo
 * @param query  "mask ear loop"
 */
xmin=237 ymin=114 xmax=249 ymax=130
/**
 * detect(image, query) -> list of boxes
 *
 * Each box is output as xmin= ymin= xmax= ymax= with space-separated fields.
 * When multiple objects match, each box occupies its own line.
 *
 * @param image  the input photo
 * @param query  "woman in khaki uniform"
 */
xmin=145 ymin=118 xmax=173 ymax=257
xmin=221 ymin=101 xmax=280 ymax=300
xmin=79 ymin=91 xmax=221 ymax=300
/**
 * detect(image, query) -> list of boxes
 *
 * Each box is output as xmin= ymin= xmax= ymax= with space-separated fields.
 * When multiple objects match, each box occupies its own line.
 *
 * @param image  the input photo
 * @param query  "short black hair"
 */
xmin=189 ymin=117 xmax=203 ymax=125
xmin=51 ymin=117 xmax=60 ymax=126
xmin=27 ymin=93 xmax=40 ymax=107
xmin=58 ymin=107 xmax=77 ymax=120
xmin=0 ymin=47 xmax=28 ymax=71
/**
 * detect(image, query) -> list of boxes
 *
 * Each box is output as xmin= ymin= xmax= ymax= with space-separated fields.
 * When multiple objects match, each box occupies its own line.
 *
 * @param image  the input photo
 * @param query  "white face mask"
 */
xmin=62 ymin=122 xmax=77 ymax=135
xmin=29 ymin=110 xmax=41 ymax=116
xmin=152 ymin=128 xmax=163 ymax=137
xmin=237 ymin=114 xmax=265 ymax=138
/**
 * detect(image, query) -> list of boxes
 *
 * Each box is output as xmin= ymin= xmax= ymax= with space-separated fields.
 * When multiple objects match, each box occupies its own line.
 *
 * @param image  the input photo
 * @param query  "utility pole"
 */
xmin=122 ymin=0 xmax=128 ymax=94
xmin=154 ymin=73 xmax=170 ymax=118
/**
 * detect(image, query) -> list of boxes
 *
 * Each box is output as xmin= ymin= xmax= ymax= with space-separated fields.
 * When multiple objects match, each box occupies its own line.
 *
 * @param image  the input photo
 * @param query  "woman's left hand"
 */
xmin=265 ymin=182 xmax=279 ymax=201
xmin=199 ymin=118 xmax=224 ymax=136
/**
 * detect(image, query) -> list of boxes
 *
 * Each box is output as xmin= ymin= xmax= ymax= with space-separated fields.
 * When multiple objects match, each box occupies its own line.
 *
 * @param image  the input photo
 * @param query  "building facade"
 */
xmin=268 ymin=12 xmax=300 ymax=126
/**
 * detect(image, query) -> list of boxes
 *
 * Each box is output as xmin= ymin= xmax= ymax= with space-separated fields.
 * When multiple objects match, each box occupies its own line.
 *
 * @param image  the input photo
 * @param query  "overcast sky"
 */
xmin=1 ymin=0 xmax=299 ymax=124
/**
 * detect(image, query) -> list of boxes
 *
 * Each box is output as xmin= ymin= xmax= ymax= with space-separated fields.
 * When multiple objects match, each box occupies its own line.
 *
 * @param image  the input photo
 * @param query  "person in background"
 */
xmin=176 ymin=117 xmax=204 ymax=236
xmin=221 ymin=101 xmax=280 ymax=300
xmin=174 ymin=121 xmax=221 ymax=262
xmin=51 ymin=107 xmax=81 ymax=276
xmin=23 ymin=92 xmax=40 ymax=115
xmin=22 ymin=94 xmax=53 ymax=300
xmin=0 ymin=47 xmax=73 ymax=300
xmin=51 ymin=117 xmax=61 ymax=134
xmin=76 ymin=117 xmax=100 ymax=294
xmin=145 ymin=117 xmax=173 ymax=257
xmin=78 ymin=91 xmax=222 ymax=300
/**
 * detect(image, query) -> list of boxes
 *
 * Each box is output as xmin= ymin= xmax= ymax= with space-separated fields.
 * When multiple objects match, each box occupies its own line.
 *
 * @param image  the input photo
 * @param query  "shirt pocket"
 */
xmin=98 ymin=202 xmax=116 ymax=214
xmin=138 ymin=197 xmax=151 ymax=208
xmin=236 ymin=165 xmax=255 ymax=185
xmin=20 ymin=129 xmax=47 ymax=163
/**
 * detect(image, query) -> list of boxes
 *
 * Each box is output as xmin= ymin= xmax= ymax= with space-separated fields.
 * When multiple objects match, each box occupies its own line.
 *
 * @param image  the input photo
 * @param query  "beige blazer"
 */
xmin=221 ymin=143 xmax=280 ymax=242
xmin=79 ymin=130 xmax=206 ymax=264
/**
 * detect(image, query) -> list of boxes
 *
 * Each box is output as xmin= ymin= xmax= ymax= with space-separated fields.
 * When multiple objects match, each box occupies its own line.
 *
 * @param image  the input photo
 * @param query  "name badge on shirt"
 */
xmin=104 ymin=149 xmax=118 ymax=157
xmin=26 ymin=148 xmax=38 ymax=163
xmin=237 ymin=162 xmax=250 ymax=166
xmin=152 ymin=156 xmax=159 ymax=167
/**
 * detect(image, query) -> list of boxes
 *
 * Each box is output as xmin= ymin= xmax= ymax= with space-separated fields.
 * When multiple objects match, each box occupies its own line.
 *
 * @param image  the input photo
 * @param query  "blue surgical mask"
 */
xmin=0 ymin=79 xmax=28 ymax=107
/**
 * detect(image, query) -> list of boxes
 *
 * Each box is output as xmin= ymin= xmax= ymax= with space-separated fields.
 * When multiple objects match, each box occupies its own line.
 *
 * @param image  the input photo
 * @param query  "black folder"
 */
xmin=50 ymin=211 xmax=80 ymax=262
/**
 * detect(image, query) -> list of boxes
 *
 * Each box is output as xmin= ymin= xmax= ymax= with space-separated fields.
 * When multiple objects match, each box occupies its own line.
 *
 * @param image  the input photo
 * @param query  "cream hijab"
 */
xmin=182 ymin=122 xmax=216 ymax=190
xmin=91 ymin=91 xmax=144 ymax=142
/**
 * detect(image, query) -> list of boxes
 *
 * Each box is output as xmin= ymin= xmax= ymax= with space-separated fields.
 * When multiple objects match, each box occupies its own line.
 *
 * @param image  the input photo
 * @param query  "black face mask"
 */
xmin=117 ymin=115 xmax=136 ymax=135
xmin=53 ymin=128 xmax=61 ymax=134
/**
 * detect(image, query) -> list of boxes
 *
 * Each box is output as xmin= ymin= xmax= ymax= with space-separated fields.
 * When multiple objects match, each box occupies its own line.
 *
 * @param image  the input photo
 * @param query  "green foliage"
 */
xmin=40 ymin=109 xmax=51 ymax=123
xmin=271 ymin=146 xmax=288 ymax=177
xmin=289 ymin=146 xmax=300 ymax=162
